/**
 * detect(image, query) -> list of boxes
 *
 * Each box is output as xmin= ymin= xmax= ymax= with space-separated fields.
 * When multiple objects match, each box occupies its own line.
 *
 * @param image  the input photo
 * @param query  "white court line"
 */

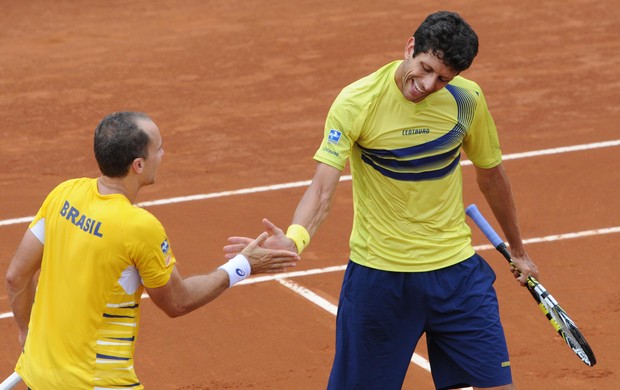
xmin=238 ymin=226 xmax=620 ymax=285
xmin=1 ymin=226 xmax=618 ymax=320
xmin=0 ymin=139 xmax=618 ymax=227
xmin=277 ymin=278 xmax=338 ymax=316
xmin=276 ymin=278 xmax=429 ymax=369
xmin=277 ymin=278 xmax=468 ymax=388
xmin=276 ymin=278 xmax=437 ymax=376
xmin=2 ymin=231 xmax=618 ymax=389
xmin=1 ymin=140 xmax=618 ymax=388
xmin=260 ymin=224 xmax=620 ymax=386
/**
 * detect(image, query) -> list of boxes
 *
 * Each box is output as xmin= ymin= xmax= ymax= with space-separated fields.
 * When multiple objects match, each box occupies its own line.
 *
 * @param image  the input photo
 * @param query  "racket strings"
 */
xmin=542 ymin=295 xmax=596 ymax=366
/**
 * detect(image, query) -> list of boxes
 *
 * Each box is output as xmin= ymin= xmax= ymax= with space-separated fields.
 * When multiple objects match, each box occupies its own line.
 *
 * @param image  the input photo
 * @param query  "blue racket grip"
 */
xmin=465 ymin=204 xmax=513 ymax=263
xmin=465 ymin=204 xmax=503 ymax=247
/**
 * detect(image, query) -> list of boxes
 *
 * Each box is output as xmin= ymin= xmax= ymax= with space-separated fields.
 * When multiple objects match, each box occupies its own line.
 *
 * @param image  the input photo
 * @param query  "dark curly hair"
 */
xmin=94 ymin=112 xmax=151 ymax=178
xmin=413 ymin=11 xmax=479 ymax=72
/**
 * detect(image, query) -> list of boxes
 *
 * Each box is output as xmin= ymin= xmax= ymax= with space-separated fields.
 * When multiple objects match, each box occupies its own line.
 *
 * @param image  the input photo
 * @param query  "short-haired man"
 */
xmin=6 ymin=111 xmax=300 ymax=389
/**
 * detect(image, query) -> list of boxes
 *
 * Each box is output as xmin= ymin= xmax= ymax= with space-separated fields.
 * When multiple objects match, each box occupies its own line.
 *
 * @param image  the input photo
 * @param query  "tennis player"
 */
xmin=225 ymin=11 xmax=539 ymax=390
xmin=5 ymin=112 xmax=300 ymax=389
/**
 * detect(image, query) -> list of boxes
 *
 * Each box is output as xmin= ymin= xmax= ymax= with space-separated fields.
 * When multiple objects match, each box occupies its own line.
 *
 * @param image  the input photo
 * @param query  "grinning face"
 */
xmin=396 ymin=37 xmax=459 ymax=103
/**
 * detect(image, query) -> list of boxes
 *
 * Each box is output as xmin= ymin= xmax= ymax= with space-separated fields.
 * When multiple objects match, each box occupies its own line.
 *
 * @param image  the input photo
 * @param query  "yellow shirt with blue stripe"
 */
xmin=314 ymin=60 xmax=502 ymax=272
xmin=16 ymin=178 xmax=176 ymax=390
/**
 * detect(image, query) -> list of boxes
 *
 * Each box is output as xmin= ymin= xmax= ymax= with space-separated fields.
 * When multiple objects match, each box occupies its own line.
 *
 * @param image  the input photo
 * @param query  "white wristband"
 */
xmin=218 ymin=254 xmax=251 ymax=287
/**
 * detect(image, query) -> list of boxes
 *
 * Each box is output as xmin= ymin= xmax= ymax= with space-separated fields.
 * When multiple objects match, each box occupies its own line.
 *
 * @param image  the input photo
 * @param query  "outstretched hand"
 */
xmin=224 ymin=218 xmax=297 ymax=259
xmin=241 ymin=231 xmax=300 ymax=274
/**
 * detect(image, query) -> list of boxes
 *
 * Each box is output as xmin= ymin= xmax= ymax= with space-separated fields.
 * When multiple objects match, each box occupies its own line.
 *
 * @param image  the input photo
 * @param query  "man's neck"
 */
xmin=97 ymin=176 xmax=139 ymax=203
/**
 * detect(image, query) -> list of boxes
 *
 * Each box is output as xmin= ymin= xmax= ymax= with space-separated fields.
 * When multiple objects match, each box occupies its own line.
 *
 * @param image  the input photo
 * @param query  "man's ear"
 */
xmin=404 ymin=37 xmax=415 ymax=59
xmin=132 ymin=158 xmax=144 ymax=173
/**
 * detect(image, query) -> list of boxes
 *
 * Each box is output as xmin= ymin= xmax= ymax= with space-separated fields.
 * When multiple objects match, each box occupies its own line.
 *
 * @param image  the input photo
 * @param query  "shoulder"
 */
xmin=338 ymin=61 xmax=399 ymax=99
xmin=447 ymin=76 xmax=485 ymax=99
xmin=124 ymin=206 xmax=165 ymax=232
xmin=44 ymin=177 xmax=94 ymax=202
xmin=449 ymin=75 xmax=481 ymax=91
xmin=331 ymin=61 xmax=399 ymax=115
xmin=443 ymin=76 xmax=491 ymax=113
xmin=52 ymin=177 xmax=91 ymax=191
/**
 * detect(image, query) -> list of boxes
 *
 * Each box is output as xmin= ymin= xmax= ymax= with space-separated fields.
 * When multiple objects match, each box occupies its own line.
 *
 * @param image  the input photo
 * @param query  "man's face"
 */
xmin=397 ymin=37 xmax=459 ymax=103
xmin=138 ymin=119 xmax=164 ymax=185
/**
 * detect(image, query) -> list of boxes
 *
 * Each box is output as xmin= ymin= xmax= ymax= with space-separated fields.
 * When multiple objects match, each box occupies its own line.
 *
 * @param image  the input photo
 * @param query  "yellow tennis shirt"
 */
xmin=16 ymin=178 xmax=176 ymax=389
xmin=314 ymin=61 xmax=502 ymax=272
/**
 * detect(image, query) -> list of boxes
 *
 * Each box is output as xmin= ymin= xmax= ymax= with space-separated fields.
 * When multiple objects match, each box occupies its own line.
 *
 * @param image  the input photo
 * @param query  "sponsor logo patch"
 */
xmin=161 ymin=239 xmax=170 ymax=254
xmin=328 ymin=129 xmax=342 ymax=144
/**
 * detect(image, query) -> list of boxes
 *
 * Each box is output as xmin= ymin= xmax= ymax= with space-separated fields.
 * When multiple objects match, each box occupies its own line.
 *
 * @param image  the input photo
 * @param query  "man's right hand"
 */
xmin=224 ymin=218 xmax=297 ymax=259
xmin=239 ymin=230 xmax=299 ymax=274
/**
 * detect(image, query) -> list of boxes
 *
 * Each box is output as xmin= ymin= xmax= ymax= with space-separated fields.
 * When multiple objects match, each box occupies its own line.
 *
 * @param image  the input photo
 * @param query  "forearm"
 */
xmin=7 ymin=277 xmax=36 ymax=338
xmin=291 ymin=185 xmax=334 ymax=237
xmin=5 ymin=230 xmax=43 ymax=343
xmin=476 ymin=165 xmax=526 ymax=257
xmin=149 ymin=269 xmax=230 ymax=318
xmin=152 ymin=237 xmax=299 ymax=317
xmin=173 ymin=271 xmax=230 ymax=316
xmin=291 ymin=163 xmax=341 ymax=237
xmin=221 ymin=163 xmax=341 ymax=256
xmin=284 ymin=164 xmax=341 ymax=254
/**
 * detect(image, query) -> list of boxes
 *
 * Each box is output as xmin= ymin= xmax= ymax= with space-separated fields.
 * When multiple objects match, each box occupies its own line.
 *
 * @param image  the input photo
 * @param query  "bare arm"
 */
xmin=146 ymin=232 xmax=299 ymax=317
xmin=145 ymin=266 xmax=229 ymax=318
xmin=292 ymin=162 xmax=342 ymax=236
xmin=475 ymin=163 xmax=539 ymax=284
xmin=5 ymin=230 xmax=44 ymax=346
xmin=225 ymin=162 xmax=342 ymax=255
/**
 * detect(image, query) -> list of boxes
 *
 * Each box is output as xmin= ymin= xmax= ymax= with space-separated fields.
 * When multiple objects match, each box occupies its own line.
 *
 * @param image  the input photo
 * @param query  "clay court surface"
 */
xmin=1 ymin=0 xmax=619 ymax=389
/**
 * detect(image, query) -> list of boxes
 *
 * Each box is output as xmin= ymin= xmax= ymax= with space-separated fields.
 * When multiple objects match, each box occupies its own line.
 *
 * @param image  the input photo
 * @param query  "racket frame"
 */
xmin=465 ymin=204 xmax=596 ymax=367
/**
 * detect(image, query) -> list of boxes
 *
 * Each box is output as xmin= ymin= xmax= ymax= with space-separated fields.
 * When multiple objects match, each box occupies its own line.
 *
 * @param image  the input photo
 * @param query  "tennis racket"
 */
xmin=465 ymin=204 xmax=596 ymax=367
xmin=0 ymin=372 xmax=21 ymax=390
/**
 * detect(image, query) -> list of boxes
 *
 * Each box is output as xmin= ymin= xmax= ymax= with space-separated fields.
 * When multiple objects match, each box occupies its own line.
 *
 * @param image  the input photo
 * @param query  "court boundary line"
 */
xmin=5 ymin=226 xmax=615 ymax=390
xmin=1 ymin=225 xmax=618 ymax=320
xmin=250 ymin=224 xmax=619 ymax=385
xmin=1 ymin=227 xmax=615 ymax=390
xmin=275 ymin=278 xmax=453 ymax=385
xmin=1 ymin=140 xmax=618 ymax=387
xmin=276 ymin=278 xmax=473 ymax=389
xmin=1 ymin=139 xmax=618 ymax=227
xmin=238 ymin=225 xmax=620 ymax=285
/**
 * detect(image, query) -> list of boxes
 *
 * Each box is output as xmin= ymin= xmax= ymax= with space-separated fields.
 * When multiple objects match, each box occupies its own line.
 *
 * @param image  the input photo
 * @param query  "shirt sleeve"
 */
xmin=313 ymin=86 xmax=367 ymax=170
xmin=462 ymin=88 xmax=503 ymax=168
xmin=28 ymin=180 xmax=74 ymax=242
xmin=130 ymin=212 xmax=177 ymax=289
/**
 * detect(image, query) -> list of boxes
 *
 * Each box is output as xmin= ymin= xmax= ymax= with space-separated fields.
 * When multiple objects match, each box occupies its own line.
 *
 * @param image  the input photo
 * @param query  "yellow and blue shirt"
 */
xmin=16 ymin=178 xmax=176 ymax=389
xmin=314 ymin=61 xmax=502 ymax=272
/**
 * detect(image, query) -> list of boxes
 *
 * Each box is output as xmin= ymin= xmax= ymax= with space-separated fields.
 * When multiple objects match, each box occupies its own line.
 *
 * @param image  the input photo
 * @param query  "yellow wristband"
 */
xmin=285 ymin=224 xmax=311 ymax=254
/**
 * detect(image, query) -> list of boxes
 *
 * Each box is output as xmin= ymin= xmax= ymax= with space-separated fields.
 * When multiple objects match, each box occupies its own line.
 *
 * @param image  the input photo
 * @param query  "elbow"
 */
xmin=164 ymin=310 xmax=184 ymax=319
xmin=5 ymin=270 xmax=14 ymax=291
xmin=160 ymin=302 xmax=194 ymax=318
xmin=5 ymin=267 xmax=25 ymax=296
xmin=476 ymin=175 xmax=492 ymax=194
xmin=475 ymin=165 xmax=503 ymax=194
xmin=161 ymin=305 xmax=185 ymax=318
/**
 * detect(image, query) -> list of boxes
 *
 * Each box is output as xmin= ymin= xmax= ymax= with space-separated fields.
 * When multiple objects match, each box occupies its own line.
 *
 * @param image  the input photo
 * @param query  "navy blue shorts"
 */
xmin=327 ymin=254 xmax=512 ymax=390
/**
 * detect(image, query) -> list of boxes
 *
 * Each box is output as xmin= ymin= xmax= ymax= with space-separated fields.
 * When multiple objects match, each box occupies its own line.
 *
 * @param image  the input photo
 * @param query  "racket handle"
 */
xmin=0 ymin=372 xmax=21 ymax=390
xmin=465 ymin=204 xmax=511 ymax=262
